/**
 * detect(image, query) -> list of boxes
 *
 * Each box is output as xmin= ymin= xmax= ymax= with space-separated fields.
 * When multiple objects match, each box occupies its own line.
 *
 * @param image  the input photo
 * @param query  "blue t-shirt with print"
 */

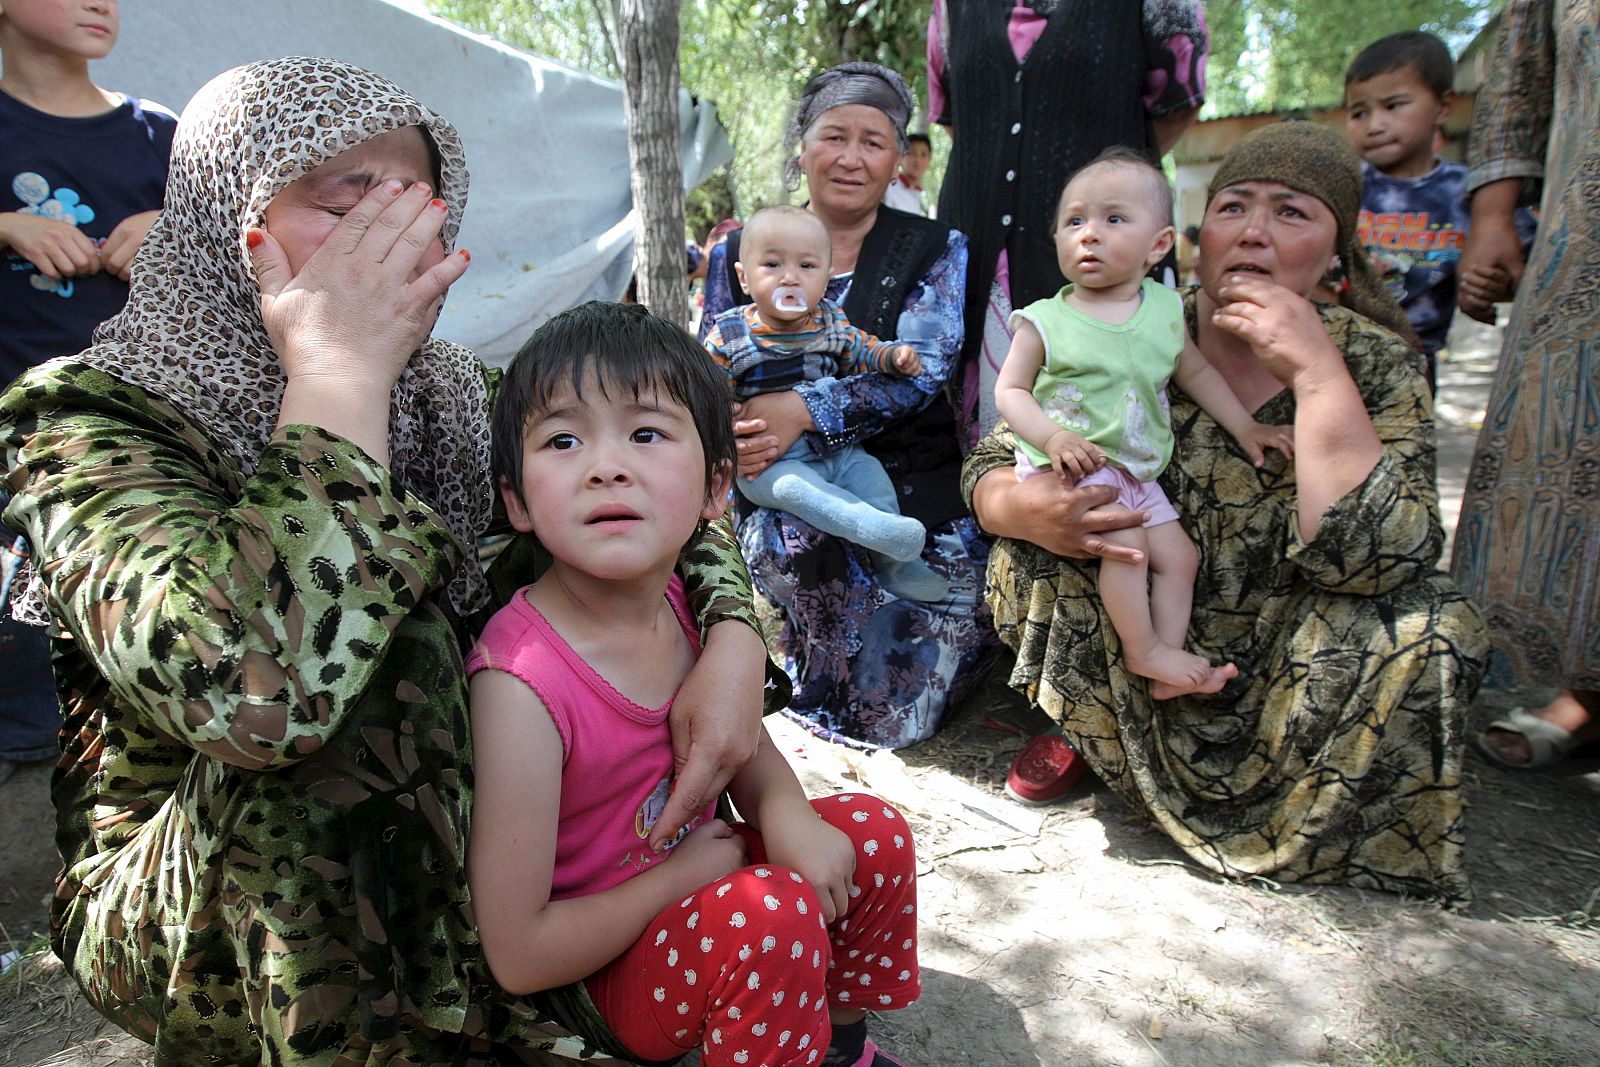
xmin=1357 ymin=159 xmax=1536 ymax=356
xmin=1 ymin=88 xmax=177 ymax=390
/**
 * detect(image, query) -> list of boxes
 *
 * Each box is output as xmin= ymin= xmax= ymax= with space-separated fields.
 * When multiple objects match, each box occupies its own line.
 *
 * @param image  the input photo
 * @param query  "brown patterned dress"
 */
xmin=962 ymin=290 xmax=1489 ymax=904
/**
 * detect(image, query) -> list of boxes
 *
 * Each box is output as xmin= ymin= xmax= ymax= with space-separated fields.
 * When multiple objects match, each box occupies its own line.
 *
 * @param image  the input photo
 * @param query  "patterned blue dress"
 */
xmin=702 ymin=230 xmax=999 ymax=749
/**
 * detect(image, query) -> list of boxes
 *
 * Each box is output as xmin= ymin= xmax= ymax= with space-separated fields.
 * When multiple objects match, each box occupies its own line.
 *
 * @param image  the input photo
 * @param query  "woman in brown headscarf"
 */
xmin=963 ymin=122 xmax=1488 ymax=904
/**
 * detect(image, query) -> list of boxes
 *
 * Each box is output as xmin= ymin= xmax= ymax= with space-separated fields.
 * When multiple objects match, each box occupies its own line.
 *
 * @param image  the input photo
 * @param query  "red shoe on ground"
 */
xmin=1004 ymin=732 xmax=1086 ymax=806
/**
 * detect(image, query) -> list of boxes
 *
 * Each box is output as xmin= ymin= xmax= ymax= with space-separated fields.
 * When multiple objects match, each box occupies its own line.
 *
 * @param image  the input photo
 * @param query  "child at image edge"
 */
xmin=1344 ymin=30 xmax=1530 ymax=392
xmin=1 ymin=0 xmax=176 ymax=387
xmin=882 ymin=132 xmax=930 ymax=217
xmin=994 ymin=148 xmax=1294 ymax=699
xmin=704 ymin=204 xmax=947 ymax=603
xmin=467 ymin=301 xmax=919 ymax=1067
xmin=1 ymin=0 xmax=176 ymax=786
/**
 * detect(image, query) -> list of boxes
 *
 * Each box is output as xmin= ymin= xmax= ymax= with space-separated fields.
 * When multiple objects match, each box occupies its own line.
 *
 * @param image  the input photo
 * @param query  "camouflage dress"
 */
xmin=962 ymin=290 xmax=1489 ymax=904
xmin=0 ymin=59 xmax=772 ymax=1066
xmin=1 ymin=358 xmax=771 ymax=1066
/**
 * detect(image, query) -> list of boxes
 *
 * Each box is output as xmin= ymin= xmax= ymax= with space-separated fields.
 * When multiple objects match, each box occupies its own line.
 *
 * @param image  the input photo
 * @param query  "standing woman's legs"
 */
xmin=0 ymin=532 xmax=61 ymax=776
xmin=1481 ymin=688 xmax=1600 ymax=766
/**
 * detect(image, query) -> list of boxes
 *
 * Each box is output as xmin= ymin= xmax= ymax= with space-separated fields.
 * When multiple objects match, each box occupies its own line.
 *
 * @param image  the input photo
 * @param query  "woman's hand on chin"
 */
xmin=249 ymin=180 xmax=470 ymax=392
xmin=1211 ymin=275 xmax=1346 ymax=392
xmin=1214 ymin=275 xmax=1383 ymax=537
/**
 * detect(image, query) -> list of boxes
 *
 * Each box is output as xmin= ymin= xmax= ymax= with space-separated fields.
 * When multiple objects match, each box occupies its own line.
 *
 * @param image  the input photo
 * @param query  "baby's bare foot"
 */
xmin=1151 ymin=661 xmax=1238 ymax=700
xmin=1126 ymin=644 xmax=1212 ymax=695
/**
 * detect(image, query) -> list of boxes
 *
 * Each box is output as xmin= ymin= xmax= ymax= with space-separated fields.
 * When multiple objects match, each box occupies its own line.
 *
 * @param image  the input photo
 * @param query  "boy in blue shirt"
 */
xmin=1 ymin=0 xmax=177 ymax=384
xmin=1 ymin=0 xmax=176 ymax=783
xmin=1344 ymin=30 xmax=1529 ymax=393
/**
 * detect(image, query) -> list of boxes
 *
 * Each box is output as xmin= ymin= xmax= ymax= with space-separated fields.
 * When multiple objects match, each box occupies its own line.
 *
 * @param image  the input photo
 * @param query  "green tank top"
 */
xmin=1009 ymin=278 xmax=1185 ymax=481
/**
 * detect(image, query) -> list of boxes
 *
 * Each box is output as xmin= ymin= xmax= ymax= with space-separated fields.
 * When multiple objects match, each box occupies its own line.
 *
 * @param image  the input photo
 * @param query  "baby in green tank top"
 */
xmin=995 ymin=148 xmax=1293 ymax=699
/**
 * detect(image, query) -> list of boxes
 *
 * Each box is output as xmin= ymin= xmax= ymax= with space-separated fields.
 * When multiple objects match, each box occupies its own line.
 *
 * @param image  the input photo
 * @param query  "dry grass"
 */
xmin=1332 ymin=977 xmax=1586 ymax=1067
xmin=1 ymin=946 xmax=95 ymax=1057
xmin=0 ymin=935 xmax=149 ymax=1067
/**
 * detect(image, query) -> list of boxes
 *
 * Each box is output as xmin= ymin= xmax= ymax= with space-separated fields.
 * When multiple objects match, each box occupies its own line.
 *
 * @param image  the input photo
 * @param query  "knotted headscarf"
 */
xmin=783 ymin=61 xmax=915 ymax=190
xmin=11 ymin=57 xmax=493 ymax=625
xmin=1207 ymin=120 xmax=1418 ymax=345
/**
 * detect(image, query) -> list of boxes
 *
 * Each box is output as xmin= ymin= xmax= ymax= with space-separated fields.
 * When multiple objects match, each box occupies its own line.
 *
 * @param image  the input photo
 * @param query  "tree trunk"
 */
xmin=618 ymin=0 xmax=688 ymax=327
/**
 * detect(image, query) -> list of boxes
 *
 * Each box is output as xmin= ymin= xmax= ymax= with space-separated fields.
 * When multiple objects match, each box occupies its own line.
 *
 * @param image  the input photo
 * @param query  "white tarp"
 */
xmin=87 ymin=0 xmax=731 ymax=365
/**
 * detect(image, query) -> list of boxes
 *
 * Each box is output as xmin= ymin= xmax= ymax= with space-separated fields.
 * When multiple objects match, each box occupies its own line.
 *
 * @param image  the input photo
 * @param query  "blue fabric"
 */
xmin=0 ymin=88 xmax=169 ymax=756
xmin=737 ymin=440 xmax=923 ymax=561
xmin=707 ymin=298 xmax=896 ymax=400
xmin=699 ymin=242 xmax=738 ymax=344
xmin=790 ymin=240 xmax=965 ymax=451
xmin=0 ymin=89 xmax=177 ymax=387
xmin=705 ymin=229 xmax=998 ymax=749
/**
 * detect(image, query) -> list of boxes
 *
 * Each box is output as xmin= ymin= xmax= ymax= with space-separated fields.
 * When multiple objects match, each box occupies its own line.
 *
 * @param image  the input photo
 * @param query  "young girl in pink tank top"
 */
xmin=466 ymin=301 xmax=919 ymax=1067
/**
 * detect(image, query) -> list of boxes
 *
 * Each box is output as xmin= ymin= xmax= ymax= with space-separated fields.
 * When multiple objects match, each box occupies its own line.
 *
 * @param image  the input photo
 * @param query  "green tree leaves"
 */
xmin=1203 ymin=0 xmax=1500 ymax=115
xmin=428 ymin=1 xmax=1503 ymax=213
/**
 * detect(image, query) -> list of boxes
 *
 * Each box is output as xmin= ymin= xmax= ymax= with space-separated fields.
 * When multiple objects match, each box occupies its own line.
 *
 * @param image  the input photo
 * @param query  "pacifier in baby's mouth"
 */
xmin=773 ymin=286 xmax=809 ymax=314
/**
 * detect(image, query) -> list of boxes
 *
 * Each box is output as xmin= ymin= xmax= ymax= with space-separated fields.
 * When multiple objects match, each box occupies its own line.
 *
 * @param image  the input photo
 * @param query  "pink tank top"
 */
xmin=465 ymin=575 xmax=711 ymax=899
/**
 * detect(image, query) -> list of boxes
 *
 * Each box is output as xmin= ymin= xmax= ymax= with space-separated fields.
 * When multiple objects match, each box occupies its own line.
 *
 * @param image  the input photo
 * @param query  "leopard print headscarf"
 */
xmin=40 ymin=57 xmax=493 ymax=621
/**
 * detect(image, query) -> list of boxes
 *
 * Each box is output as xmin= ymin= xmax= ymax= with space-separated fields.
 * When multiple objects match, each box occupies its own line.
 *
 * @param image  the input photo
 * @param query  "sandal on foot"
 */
xmin=1476 ymin=706 xmax=1577 ymax=770
xmin=1004 ymin=731 xmax=1086 ymax=806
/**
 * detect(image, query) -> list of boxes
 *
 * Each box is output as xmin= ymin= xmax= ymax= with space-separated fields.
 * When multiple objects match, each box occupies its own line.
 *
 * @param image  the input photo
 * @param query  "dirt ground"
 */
xmin=3 ymin=318 xmax=1597 ymax=1067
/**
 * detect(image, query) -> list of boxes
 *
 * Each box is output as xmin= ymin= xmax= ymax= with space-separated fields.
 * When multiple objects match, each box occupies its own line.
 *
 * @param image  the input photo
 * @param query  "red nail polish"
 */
xmin=245 ymin=229 xmax=263 ymax=249
xmin=458 ymin=248 xmax=471 ymax=262
xmin=431 ymin=198 xmax=447 ymax=211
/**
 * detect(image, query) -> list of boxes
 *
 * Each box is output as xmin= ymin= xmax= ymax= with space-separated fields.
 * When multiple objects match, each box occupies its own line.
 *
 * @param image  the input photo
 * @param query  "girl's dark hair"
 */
xmin=492 ymin=301 xmax=736 ymax=507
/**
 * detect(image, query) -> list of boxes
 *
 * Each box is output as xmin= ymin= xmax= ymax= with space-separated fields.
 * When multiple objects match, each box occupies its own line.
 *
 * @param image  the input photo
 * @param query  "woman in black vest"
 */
xmin=699 ymin=62 xmax=995 ymax=749
xmin=928 ymin=0 xmax=1208 ymax=439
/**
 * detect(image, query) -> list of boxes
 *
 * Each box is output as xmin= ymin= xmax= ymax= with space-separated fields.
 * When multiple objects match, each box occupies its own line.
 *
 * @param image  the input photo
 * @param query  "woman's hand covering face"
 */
xmin=250 ymin=127 xmax=470 ymax=393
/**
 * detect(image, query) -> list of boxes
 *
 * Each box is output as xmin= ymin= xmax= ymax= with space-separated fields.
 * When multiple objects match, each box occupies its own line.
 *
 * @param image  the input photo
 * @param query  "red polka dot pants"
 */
xmin=584 ymin=793 xmax=919 ymax=1067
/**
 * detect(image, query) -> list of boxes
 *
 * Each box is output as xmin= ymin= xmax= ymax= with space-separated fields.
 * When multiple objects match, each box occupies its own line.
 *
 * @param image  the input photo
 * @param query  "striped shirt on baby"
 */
xmin=704 ymin=298 xmax=906 ymax=400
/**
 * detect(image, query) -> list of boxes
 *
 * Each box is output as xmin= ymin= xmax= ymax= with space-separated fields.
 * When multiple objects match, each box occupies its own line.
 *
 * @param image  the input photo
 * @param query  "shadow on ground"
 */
xmin=873 ymin=966 xmax=1042 ymax=1064
xmin=4 ymin=308 xmax=1597 ymax=1067
xmin=855 ymin=649 xmax=1600 ymax=1067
